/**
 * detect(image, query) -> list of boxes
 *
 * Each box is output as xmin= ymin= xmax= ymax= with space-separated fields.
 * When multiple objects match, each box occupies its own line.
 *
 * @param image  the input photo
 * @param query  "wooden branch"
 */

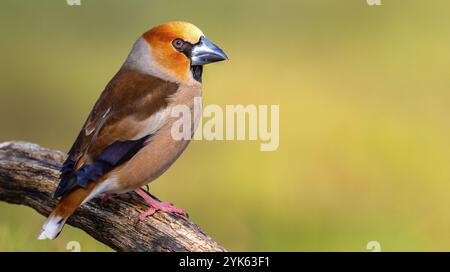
xmin=0 ymin=141 xmax=226 ymax=252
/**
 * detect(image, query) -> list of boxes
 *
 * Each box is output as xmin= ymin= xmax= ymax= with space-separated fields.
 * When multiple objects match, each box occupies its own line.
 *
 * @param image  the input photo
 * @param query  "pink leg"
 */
xmin=100 ymin=193 xmax=111 ymax=206
xmin=134 ymin=188 xmax=187 ymax=221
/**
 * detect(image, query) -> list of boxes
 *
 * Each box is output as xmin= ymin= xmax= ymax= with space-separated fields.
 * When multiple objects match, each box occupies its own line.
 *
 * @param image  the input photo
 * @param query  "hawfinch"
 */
xmin=38 ymin=21 xmax=227 ymax=240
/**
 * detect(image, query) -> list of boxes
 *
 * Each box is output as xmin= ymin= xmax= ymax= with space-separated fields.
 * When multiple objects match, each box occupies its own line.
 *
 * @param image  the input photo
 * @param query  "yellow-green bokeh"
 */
xmin=1 ymin=0 xmax=450 ymax=251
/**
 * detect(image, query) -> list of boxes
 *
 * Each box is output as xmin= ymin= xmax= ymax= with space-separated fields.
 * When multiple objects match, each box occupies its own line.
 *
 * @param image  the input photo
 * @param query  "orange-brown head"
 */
xmin=127 ymin=21 xmax=227 ymax=85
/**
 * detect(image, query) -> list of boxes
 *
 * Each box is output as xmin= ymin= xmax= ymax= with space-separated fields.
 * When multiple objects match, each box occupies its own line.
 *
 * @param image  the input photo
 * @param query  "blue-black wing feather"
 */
xmin=54 ymin=135 xmax=150 ymax=198
xmin=52 ymin=69 xmax=178 ymax=198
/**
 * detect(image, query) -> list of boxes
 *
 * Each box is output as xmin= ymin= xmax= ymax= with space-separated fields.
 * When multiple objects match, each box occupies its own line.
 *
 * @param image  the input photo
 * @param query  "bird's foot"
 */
xmin=100 ymin=193 xmax=112 ymax=206
xmin=138 ymin=202 xmax=186 ymax=221
xmin=134 ymin=188 xmax=187 ymax=221
xmin=138 ymin=207 xmax=158 ymax=221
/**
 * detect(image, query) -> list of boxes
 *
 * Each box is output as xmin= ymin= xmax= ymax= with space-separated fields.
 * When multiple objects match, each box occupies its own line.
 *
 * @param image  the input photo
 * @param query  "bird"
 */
xmin=38 ymin=21 xmax=227 ymax=240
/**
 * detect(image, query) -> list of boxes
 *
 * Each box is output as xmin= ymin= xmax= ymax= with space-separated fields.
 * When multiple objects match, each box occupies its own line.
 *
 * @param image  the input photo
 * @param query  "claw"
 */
xmin=100 ymin=193 xmax=111 ymax=206
xmin=134 ymin=188 xmax=188 ymax=220
xmin=138 ymin=207 xmax=157 ymax=221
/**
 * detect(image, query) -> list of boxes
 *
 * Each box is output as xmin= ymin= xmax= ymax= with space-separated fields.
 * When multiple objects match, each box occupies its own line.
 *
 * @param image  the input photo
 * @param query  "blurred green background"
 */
xmin=1 ymin=0 xmax=450 ymax=251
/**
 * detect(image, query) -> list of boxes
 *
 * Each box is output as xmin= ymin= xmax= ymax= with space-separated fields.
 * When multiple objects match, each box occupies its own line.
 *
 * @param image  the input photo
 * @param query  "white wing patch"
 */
xmin=131 ymin=108 xmax=169 ymax=140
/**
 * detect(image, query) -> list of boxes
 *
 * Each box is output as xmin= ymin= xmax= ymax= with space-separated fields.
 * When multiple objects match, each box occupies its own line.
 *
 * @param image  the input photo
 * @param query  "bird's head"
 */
xmin=126 ymin=21 xmax=227 ymax=85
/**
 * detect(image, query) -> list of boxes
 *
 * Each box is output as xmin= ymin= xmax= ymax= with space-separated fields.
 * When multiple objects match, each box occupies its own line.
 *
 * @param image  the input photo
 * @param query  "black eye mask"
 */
xmin=172 ymin=38 xmax=203 ymax=82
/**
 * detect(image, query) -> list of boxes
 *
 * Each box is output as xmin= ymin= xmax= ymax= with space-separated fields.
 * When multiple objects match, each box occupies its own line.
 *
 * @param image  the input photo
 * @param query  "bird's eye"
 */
xmin=172 ymin=39 xmax=185 ymax=50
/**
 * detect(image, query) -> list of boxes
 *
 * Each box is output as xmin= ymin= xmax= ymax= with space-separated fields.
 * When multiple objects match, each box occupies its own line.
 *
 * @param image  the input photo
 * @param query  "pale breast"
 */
xmin=114 ymin=84 xmax=202 ymax=192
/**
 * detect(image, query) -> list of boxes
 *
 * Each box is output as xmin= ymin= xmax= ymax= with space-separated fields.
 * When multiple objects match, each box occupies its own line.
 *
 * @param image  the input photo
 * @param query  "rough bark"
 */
xmin=0 ymin=141 xmax=226 ymax=252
